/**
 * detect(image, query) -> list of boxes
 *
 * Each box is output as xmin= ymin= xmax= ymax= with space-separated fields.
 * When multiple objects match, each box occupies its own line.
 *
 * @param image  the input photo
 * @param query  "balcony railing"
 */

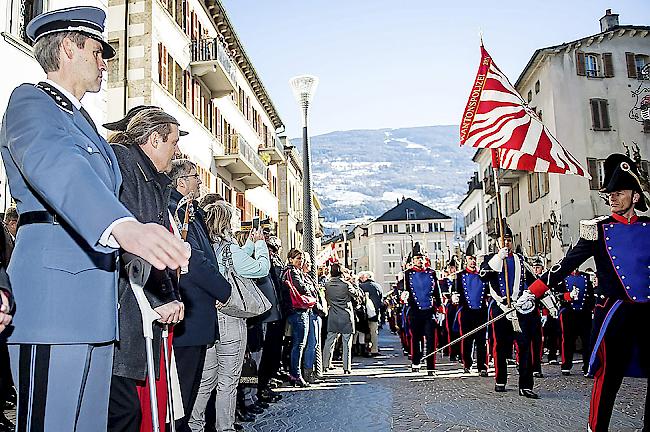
xmin=215 ymin=133 xmax=267 ymax=189
xmin=190 ymin=38 xmax=237 ymax=97
xmin=259 ymin=134 xmax=285 ymax=163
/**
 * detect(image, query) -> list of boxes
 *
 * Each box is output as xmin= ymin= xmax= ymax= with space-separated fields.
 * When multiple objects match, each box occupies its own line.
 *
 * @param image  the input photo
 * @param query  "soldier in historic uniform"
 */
xmin=0 ymin=7 xmax=189 ymax=430
xmin=529 ymin=257 xmax=545 ymax=378
xmin=442 ymin=257 xmax=461 ymax=362
xmin=481 ymin=225 xmax=539 ymax=398
xmin=453 ymin=241 xmax=489 ymax=376
xmin=517 ymin=153 xmax=650 ymax=431
xmin=533 ymin=258 xmax=560 ymax=365
xmin=403 ymin=249 xmax=441 ymax=374
xmin=558 ymin=268 xmax=594 ymax=376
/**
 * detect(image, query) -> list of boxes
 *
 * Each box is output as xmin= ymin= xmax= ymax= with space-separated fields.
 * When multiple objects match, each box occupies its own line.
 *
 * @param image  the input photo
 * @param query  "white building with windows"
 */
xmin=466 ymin=10 xmax=650 ymax=265
xmin=105 ymin=0 xmax=286 ymax=228
xmin=366 ymin=198 xmax=454 ymax=293
xmin=458 ymin=171 xmax=487 ymax=258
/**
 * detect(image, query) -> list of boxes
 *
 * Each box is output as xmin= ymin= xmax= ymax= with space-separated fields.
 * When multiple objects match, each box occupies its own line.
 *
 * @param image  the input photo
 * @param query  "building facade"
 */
xmin=458 ymin=171 xmax=487 ymax=258
xmin=465 ymin=10 xmax=650 ymax=265
xmin=105 ymin=0 xmax=286 ymax=227
xmin=368 ymin=198 xmax=454 ymax=293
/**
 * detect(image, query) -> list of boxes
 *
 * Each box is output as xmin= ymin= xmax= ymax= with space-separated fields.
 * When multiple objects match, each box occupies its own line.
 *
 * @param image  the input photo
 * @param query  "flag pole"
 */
xmin=491 ymin=149 xmax=511 ymax=307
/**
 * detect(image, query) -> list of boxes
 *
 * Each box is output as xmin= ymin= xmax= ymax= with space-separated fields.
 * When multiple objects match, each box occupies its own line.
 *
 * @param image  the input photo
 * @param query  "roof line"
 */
xmin=514 ymin=25 xmax=650 ymax=89
xmin=202 ymin=0 xmax=284 ymax=130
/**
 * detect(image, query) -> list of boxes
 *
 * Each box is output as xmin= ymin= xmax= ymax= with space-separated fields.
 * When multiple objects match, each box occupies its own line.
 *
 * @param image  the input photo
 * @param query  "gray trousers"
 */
xmin=8 ymin=343 xmax=113 ymax=432
xmin=369 ymin=321 xmax=380 ymax=354
xmin=323 ymin=332 xmax=353 ymax=372
xmin=189 ymin=312 xmax=246 ymax=432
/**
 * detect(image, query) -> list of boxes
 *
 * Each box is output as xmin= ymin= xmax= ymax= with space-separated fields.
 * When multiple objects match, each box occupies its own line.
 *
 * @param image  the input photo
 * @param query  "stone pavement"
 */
xmin=243 ymin=328 xmax=646 ymax=432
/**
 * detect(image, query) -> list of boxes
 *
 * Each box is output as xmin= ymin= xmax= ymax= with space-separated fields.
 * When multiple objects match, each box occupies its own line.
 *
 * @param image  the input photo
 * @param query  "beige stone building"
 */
xmin=105 ymin=0 xmax=286 ymax=227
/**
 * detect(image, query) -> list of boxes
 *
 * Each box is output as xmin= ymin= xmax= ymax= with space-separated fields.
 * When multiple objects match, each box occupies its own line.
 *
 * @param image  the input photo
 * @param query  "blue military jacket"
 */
xmin=0 ymin=83 xmax=132 ymax=344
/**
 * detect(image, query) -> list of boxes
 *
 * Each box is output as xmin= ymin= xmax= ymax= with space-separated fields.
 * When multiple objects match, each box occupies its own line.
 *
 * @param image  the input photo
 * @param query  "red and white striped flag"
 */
xmin=460 ymin=45 xmax=590 ymax=178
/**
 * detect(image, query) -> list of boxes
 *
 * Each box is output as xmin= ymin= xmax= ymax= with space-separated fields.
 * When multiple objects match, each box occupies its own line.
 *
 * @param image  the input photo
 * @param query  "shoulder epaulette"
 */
xmin=34 ymin=81 xmax=73 ymax=114
xmin=579 ymin=215 xmax=608 ymax=241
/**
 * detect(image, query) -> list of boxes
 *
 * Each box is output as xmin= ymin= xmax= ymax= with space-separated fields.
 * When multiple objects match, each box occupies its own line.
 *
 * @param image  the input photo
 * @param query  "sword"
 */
xmin=418 ymin=307 xmax=516 ymax=363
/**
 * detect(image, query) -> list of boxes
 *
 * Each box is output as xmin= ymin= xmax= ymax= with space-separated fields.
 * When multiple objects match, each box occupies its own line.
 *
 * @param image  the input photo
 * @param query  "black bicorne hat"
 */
xmin=465 ymin=240 xmax=476 ymax=257
xmin=448 ymin=256 xmax=459 ymax=269
xmin=412 ymin=242 xmax=424 ymax=258
xmin=530 ymin=256 xmax=544 ymax=267
xmin=501 ymin=220 xmax=513 ymax=239
xmin=600 ymin=153 xmax=648 ymax=212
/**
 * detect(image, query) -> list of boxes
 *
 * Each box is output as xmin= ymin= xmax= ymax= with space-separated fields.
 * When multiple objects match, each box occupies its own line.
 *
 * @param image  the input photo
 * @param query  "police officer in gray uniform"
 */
xmin=0 ymin=6 xmax=189 ymax=431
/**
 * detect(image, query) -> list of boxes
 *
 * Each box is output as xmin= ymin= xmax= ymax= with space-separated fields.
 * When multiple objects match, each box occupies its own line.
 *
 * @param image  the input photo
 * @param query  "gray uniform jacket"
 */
xmin=324 ymin=276 xmax=357 ymax=334
xmin=0 ymin=83 xmax=132 ymax=344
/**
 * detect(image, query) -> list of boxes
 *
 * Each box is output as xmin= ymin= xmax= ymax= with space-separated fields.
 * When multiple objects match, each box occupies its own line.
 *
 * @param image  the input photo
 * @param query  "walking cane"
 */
xmin=419 ymin=307 xmax=516 ymax=363
xmin=125 ymin=256 xmax=161 ymax=432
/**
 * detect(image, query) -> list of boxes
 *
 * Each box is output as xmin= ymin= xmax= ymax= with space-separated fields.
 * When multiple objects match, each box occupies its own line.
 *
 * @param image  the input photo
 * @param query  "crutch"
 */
xmin=126 ymin=256 xmax=161 ymax=432
xmin=162 ymin=325 xmax=176 ymax=432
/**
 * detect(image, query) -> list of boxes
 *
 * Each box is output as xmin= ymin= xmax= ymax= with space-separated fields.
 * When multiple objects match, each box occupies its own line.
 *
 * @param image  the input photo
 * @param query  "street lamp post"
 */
xmin=290 ymin=75 xmax=319 ymax=280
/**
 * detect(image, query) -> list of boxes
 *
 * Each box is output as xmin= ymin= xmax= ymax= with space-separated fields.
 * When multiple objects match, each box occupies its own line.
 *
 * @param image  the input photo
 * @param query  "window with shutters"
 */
xmin=587 ymin=158 xmax=600 ymax=190
xmin=603 ymin=53 xmax=614 ymax=77
xmin=528 ymin=172 xmax=539 ymax=202
xmin=590 ymin=98 xmax=611 ymax=130
xmin=193 ymin=81 xmax=201 ymax=118
xmin=184 ymin=71 xmax=192 ymax=110
xmin=635 ymin=54 xmax=649 ymax=79
xmin=158 ymin=44 xmax=169 ymax=89
xmin=576 ymin=51 xmax=586 ymax=76
xmin=174 ymin=62 xmax=183 ymax=103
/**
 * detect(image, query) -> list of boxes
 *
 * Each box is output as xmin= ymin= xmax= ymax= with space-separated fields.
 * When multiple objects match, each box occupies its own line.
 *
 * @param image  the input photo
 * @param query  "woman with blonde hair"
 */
xmin=189 ymin=201 xmax=270 ymax=432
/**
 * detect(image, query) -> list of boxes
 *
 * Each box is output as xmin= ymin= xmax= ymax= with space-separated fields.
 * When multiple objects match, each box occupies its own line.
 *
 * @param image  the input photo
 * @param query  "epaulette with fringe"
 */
xmin=579 ymin=215 xmax=609 ymax=241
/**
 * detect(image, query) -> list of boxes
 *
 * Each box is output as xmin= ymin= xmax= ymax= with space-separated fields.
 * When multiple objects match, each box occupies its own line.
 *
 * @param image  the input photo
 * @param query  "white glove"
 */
xmin=515 ymin=290 xmax=536 ymax=314
xmin=540 ymin=315 xmax=548 ymax=327
xmin=451 ymin=293 xmax=460 ymax=304
xmin=400 ymin=291 xmax=410 ymax=303
xmin=436 ymin=312 xmax=445 ymax=324
xmin=180 ymin=241 xmax=192 ymax=274
xmin=497 ymin=247 xmax=509 ymax=260
xmin=570 ymin=286 xmax=580 ymax=301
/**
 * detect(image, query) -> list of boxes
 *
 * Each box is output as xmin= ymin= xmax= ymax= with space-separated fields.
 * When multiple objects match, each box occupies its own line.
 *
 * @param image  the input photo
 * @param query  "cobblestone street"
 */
xmin=244 ymin=328 xmax=646 ymax=432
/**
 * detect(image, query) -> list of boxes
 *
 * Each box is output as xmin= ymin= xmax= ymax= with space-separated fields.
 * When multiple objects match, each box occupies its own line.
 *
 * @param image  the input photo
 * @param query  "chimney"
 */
xmin=600 ymin=9 xmax=619 ymax=32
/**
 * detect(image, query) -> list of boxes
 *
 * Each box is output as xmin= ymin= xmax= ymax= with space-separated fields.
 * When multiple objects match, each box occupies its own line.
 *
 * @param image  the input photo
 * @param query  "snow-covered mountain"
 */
xmin=294 ymin=125 xmax=477 ymax=227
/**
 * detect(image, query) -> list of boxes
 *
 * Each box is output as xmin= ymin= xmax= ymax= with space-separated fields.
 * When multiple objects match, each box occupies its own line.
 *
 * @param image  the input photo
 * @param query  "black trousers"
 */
xmin=173 ymin=345 xmax=207 ymax=432
xmin=409 ymin=309 xmax=437 ymax=370
xmin=543 ymin=316 xmax=560 ymax=361
xmin=531 ymin=309 xmax=543 ymax=373
xmin=589 ymin=301 xmax=650 ymax=432
xmin=108 ymin=375 xmax=142 ymax=432
xmin=258 ymin=319 xmax=284 ymax=391
xmin=445 ymin=304 xmax=461 ymax=360
xmin=489 ymin=302 xmax=535 ymax=389
xmin=457 ymin=307 xmax=487 ymax=371
xmin=559 ymin=307 xmax=592 ymax=372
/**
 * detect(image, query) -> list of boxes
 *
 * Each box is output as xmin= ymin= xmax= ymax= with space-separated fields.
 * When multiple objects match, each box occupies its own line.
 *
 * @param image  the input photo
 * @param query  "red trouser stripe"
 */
xmin=589 ymin=341 xmax=606 ymax=431
xmin=559 ymin=311 xmax=566 ymax=366
xmin=458 ymin=310 xmax=465 ymax=364
xmin=490 ymin=307 xmax=499 ymax=381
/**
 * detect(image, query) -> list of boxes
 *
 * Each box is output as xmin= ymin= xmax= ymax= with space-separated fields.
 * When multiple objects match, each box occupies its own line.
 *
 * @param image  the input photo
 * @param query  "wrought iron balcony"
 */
xmin=215 ymin=134 xmax=268 ymax=189
xmin=190 ymin=38 xmax=237 ymax=98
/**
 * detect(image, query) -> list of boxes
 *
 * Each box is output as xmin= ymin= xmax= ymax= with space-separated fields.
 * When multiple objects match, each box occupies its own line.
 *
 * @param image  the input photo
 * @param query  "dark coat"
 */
xmin=360 ymin=279 xmax=383 ymax=322
xmin=170 ymin=189 xmax=231 ymax=347
xmin=111 ymin=143 xmax=179 ymax=380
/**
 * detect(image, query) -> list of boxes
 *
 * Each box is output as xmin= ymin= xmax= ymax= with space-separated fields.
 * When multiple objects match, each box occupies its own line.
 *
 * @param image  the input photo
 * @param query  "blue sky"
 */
xmin=221 ymin=1 xmax=650 ymax=138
